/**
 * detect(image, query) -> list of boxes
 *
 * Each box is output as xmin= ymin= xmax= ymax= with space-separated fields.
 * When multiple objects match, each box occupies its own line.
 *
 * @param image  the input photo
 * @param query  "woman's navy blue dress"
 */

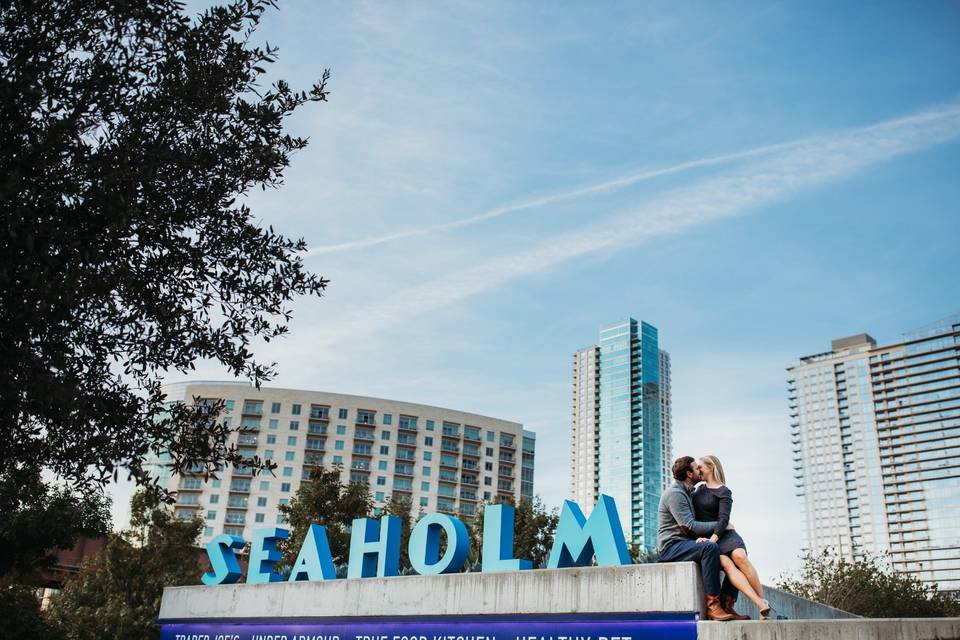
xmin=691 ymin=484 xmax=747 ymax=555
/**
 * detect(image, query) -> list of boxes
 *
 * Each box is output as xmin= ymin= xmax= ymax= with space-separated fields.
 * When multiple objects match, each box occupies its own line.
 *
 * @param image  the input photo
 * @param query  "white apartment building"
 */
xmin=789 ymin=314 xmax=960 ymax=595
xmin=156 ymin=381 xmax=533 ymax=544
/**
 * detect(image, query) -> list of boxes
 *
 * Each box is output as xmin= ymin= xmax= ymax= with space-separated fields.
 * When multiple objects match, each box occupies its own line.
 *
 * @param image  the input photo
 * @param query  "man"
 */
xmin=658 ymin=456 xmax=743 ymax=621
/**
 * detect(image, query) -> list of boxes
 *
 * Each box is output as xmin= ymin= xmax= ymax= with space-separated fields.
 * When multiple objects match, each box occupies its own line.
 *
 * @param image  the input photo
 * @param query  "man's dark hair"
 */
xmin=672 ymin=456 xmax=695 ymax=482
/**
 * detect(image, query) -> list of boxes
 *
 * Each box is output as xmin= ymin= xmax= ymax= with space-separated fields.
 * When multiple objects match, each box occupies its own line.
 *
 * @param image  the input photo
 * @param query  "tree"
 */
xmin=0 ymin=0 xmax=329 ymax=503
xmin=0 ymin=466 xmax=111 ymax=583
xmin=382 ymin=495 xmax=415 ymax=572
xmin=777 ymin=549 xmax=960 ymax=618
xmin=470 ymin=497 xmax=559 ymax=570
xmin=278 ymin=466 xmax=373 ymax=570
xmin=45 ymin=487 xmax=204 ymax=640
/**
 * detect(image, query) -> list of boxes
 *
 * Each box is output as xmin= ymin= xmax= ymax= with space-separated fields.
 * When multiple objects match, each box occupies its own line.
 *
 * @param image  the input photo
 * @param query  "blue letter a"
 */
xmin=546 ymin=494 xmax=630 ymax=568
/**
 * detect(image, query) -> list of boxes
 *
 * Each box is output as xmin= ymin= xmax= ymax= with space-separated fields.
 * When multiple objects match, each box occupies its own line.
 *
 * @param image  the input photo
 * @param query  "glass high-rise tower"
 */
xmin=570 ymin=318 xmax=672 ymax=551
xmin=789 ymin=313 xmax=960 ymax=595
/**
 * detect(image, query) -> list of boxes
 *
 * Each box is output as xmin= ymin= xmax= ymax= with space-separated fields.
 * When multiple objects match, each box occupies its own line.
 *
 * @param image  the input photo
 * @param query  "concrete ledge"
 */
xmin=735 ymin=585 xmax=859 ymax=620
xmin=159 ymin=564 xmax=705 ymax=620
xmin=697 ymin=618 xmax=960 ymax=640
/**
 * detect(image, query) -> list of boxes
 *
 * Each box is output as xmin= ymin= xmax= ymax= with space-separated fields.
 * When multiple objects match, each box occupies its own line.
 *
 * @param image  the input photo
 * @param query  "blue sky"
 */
xmin=139 ymin=1 xmax=960 ymax=581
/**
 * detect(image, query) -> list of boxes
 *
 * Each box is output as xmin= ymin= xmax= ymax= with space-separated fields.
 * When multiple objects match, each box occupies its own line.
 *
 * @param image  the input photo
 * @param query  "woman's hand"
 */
xmin=710 ymin=534 xmax=719 ymax=544
xmin=695 ymin=537 xmax=709 ymax=543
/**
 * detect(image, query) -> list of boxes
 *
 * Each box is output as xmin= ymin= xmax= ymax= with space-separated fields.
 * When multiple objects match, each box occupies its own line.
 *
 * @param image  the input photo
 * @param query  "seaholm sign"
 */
xmin=202 ymin=494 xmax=635 ymax=584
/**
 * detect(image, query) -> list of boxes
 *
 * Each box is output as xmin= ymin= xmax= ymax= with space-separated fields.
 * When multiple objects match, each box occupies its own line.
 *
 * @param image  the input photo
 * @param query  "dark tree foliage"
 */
xmin=45 ymin=487 xmax=205 ymax=640
xmin=470 ymin=497 xmax=559 ymax=570
xmin=777 ymin=549 xmax=960 ymax=618
xmin=0 ymin=466 xmax=111 ymax=582
xmin=278 ymin=466 xmax=374 ymax=570
xmin=0 ymin=0 xmax=329 ymax=495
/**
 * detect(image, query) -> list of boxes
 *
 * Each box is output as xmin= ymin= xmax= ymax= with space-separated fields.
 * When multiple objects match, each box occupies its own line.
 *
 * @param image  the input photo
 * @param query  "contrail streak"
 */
xmin=305 ymin=138 xmax=808 ymax=256
xmin=307 ymin=101 xmax=960 ymax=347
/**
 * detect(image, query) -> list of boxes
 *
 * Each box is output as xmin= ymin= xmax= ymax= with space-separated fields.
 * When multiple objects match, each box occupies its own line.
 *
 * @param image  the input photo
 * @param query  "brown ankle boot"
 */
xmin=705 ymin=595 xmax=736 ymax=621
xmin=720 ymin=594 xmax=750 ymax=620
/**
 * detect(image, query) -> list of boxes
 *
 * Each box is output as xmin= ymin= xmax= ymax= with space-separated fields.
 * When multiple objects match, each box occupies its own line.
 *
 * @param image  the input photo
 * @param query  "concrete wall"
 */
xmin=160 ymin=564 xmax=705 ymax=620
xmin=733 ymin=584 xmax=858 ymax=620
xmin=698 ymin=618 xmax=960 ymax=640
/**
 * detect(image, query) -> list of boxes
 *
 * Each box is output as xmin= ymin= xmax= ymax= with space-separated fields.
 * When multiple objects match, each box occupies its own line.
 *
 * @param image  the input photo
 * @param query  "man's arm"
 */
xmin=667 ymin=490 xmax=717 ymax=537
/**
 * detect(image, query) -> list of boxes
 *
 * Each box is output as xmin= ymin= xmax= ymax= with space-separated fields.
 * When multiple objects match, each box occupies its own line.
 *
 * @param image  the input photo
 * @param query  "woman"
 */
xmin=692 ymin=455 xmax=771 ymax=620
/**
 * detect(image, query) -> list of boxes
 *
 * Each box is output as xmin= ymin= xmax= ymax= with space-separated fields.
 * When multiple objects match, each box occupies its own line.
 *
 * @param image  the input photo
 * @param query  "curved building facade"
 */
xmin=156 ymin=381 xmax=534 ymax=544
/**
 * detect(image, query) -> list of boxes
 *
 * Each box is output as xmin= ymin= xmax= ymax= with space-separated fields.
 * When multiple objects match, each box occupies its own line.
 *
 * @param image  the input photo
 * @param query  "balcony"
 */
xmin=352 ymin=445 xmax=373 ymax=457
xmin=237 ymin=435 xmax=258 ymax=447
xmin=395 ymin=450 xmax=416 ymax=462
xmin=463 ymin=429 xmax=481 ymax=442
xmin=498 ymin=469 xmax=514 ymax=478
xmin=438 ymin=471 xmax=458 ymax=483
xmin=460 ymin=490 xmax=478 ymax=501
xmin=397 ymin=434 xmax=417 ymax=447
xmin=462 ymin=444 xmax=480 ymax=458
xmin=351 ymin=461 xmax=371 ymax=471
xmin=499 ymin=437 xmax=516 ymax=450
xmin=441 ymin=442 xmax=460 ymax=454
xmin=439 ymin=456 xmax=458 ymax=470
xmin=354 ymin=429 xmax=375 ymax=442
xmin=310 ymin=406 xmax=330 ymax=420
xmin=398 ymin=417 xmax=418 ymax=432
xmin=356 ymin=411 xmax=377 ymax=426
xmin=395 ymin=464 xmax=415 ymax=477
xmin=232 ymin=467 xmax=253 ymax=477
xmin=461 ymin=460 xmax=478 ymax=471
xmin=461 ymin=475 xmax=479 ymax=486
xmin=499 ymin=452 xmax=515 ymax=463
xmin=304 ymin=454 xmax=324 ymax=467
xmin=305 ymin=438 xmax=325 ymax=451
xmin=241 ymin=405 xmax=263 ymax=416
xmin=229 ymin=481 xmax=251 ymax=493
xmin=437 ymin=502 xmax=456 ymax=514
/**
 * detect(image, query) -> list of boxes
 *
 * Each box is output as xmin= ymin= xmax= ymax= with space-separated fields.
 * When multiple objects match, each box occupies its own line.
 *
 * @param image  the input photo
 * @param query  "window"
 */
xmin=225 ymin=400 xmax=235 ymax=412
xmin=281 ymin=482 xmax=291 ymax=492
xmin=424 ymin=451 xmax=432 ymax=461
xmin=383 ymin=414 xmax=392 ymax=425
xmin=332 ymin=455 xmax=342 ymax=464
xmin=486 ymin=447 xmax=493 ymax=456
xmin=380 ymin=445 xmax=389 ymax=455
xmin=264 ymin=449 xmax=274 ymax=460
xmin=257 ymin=497 xmax=267 ymax=507
xmin=357 ymin=410 xmax=376 ymax=425
xmin=336 ymin=425 xmax=347 ymax=435
xmin=206 ymin=510 xmax=216 ymax=520
xmin=376 ymin=476 xmax=386 ymax=486
xmin=204 ymin=527 xmax=213 ymax=536
xmin=375 ymin=491 xmax=384 ymax=501
xmin=289 ymin=420 xmax=299 ymax=431
xmin=292 ymin=404 xmax=302 ymax=415
xmin=381 ymin=430 xmax=390 ymax=440
xmin=484 ymin=491 xmax=491 ymax=500
xmin=335 ymin=440 xmax=344 ymax=450
xmin=260 ymin=481 xmax=270 ymax=491
xmin=211 ymin=479 xmax=221 ymax=488
xmin=223 ymin=417 xmax=231 ymax=427
xmin=285 ymin=451 xmax=295 ymax=461
xmin=243 ymin=400 xmax=263 ymax=414
xmin=255 ymin=513 xmax=265 ymax=523
xmin=425 ymin=436 xmax=433 ymax=446
xmin=267 ymin=434 xmax=277 ymax=444
xmin=271 ymin=402 xmax=281 ymax=414
xmin=283 ymin=467 xmax=293 ymax=477
xmin=378 ymin=460 xmax=388 ymax=470
xmin=426 ymin=420 xmax=435 ymax=431
xmin=422 ymin=466 xmax=431 ymax=476
xmin=277 ymin=515 xmax=288 ymax=525
xmin=278 ymin=498 xmax=289 ymax=506
xmin=399 ymin=415 xmax=417 ymax=430
xmin=421 ymin=481 xmax=430 ymax=491
xmin=210 ymin=495 xmax=220 ymax=504
xmin=287 ymin=436 xmax=297 ymax=446
xmin=268 ymin=419 xmax=279 ymax=429
xmin=338 ymin=408 xmax=348 ymax=419
xmin=486 ymin=430 xmax=494 ymax=442
xmin=485 ymin=462 xmax=493 ymax=471
xmin=420 ymin=497 xmax=429 ymax=507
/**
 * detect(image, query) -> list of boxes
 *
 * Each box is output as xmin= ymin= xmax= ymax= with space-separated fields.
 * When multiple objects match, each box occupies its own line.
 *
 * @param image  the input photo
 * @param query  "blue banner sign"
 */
xmin=159 ymin=614 xmax=697 ymax=640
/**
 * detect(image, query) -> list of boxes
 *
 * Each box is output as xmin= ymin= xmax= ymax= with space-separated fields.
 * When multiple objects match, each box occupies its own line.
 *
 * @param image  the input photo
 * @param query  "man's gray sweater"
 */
xmin=657 ymin=480 xmax=719 ymax=555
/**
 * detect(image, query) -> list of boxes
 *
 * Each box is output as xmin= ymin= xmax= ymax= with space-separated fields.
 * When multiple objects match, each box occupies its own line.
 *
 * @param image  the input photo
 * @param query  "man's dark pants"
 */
xmin=658 ymin=540 xmax=738 ymax=600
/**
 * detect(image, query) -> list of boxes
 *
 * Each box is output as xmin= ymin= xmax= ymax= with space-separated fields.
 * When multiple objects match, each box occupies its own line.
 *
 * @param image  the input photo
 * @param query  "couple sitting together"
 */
xmin=657 ymin=455 xmax=771 ymax=622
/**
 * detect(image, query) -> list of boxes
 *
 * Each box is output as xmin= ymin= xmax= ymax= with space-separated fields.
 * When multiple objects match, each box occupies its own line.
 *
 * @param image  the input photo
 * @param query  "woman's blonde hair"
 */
xmin=699 ymin=455 xmax=727 ymax=485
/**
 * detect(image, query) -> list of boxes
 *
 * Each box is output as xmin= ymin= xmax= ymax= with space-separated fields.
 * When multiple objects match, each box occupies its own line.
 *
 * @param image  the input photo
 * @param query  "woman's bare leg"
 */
xmin=731 ymin=548 xmax=764 ymax=598
xmin=719 ymin=555 xmax=765 ymax=609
